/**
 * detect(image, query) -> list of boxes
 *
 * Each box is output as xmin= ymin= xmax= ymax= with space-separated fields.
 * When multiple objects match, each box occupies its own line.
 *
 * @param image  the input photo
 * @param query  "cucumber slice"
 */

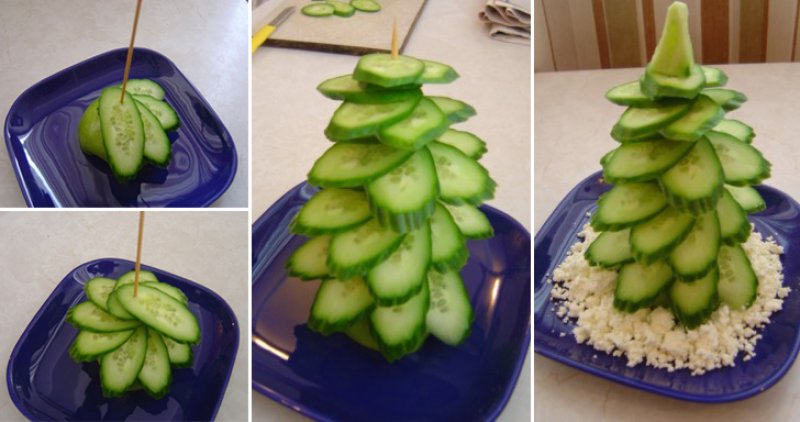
xmin=287 ymin=235 xmax=331 ymax=280
xmin=427 ymin=269 xmax=473 ymax=345
xmin=725 ymin=184 xmax=766 ymax=213
xmin=630 ymin=206 xmax=695 ymax=264
xmin=138 ymin=328 xmax=172 ymax=398
xmin=614 ymin=260 xmax=674 ymax=312
xmin=716 ymin=189 xmax=751 ymax=245
xmin=428 ymin=141 xmax=495 ymax=205
xmin=604 ymin=80 xmax=655 ymax=107
xmin=84 ymin=277 xmax=117 ymax=312
xmin=317 ymin=74 xmax=422 ymax=103
xmin=353 ymin=54 xmax=425 ymax=88
xmin=584 ymin=228 xmax=633 ymax=268
xmin=69 ymin=329 xmax=135 ymax=362
xmin=309 ymin=277 xmax=374 ymax=334
xmin=351 ymin=0 xmax=381 ymax=12
xmin=602 ymin=138 xmax=693 ymax=184
xmin=115 ymin=284 xmax=200 ymax=344
xmin=643 ymin=64 xmax=705 ymax=100
xmin=610 ymin=101 xmax=691 ymax=142
xmin=660 ymin=137 xmax=724 ymax=213
xmin=712 ymin=119 xmax=754 ymax=144
xmin=308 ymin=141 xmax=414 ymax=188
xmin=378 ymin=98 xmax=449 ymax=150
xmin=302 ymin=3 xmax=334 ymax=17
xmin=134 ymin=99 xmax=171 ymax=167
xmin=325 ymin=98 xmax=421 ymax=141
xmin=702 ymin=88 xmax=747 ymax=111
xmin=707 ymin=131 xmax=771 ymax=186
xmin=428 ymin=96 xmax=476 ymax=123
xmin=366 ymin=224 xmax=431 ymax=306
xmin=342 ymin=315 xmax=380 ymax=351
xmin=436 ymin=129 xmax=487 ymax=160
xmin=163 ymin=336 xmax=193 ymax=368
xmin=99 ymin=87 xmax=145 ymax=181
xmin=100 ymin=326 xmax=148 ymax=397
xmin=132 ymin=95 xmax=180 ymax=131
xmin=327 ymin=218 xmax=405 ymax=279
xmin=78 ymin=99 xmax=107 ymax=160
xmin=122 ymin=79 xmax=165 ymax=100
xmin=417 ymin=60 xmax=459 ymax=84
xmin=370 ymin=280 xmax=429 ymax=362
xmin=668 ymin=211 xmax=720 ymax=281
xmin=116 ymin=270 xmax=160 ymax=287
xmin=106 ymin=290 xmax=135 ymax=320
xmin=701 ymin=66 xmax=728 ymax=88
xmin=327 ymin=1 xmax=356 ymax=17
xmin=670 ymin=267 xmax=719 ymax=329
xmin=144 ymin=283 xmax=189 ymax=305
xmin=67 ymin=301 xmax=141 ymax=332
xmin=717 ymin=244 xmax=758 ymax=309
xmin=430 ymin=203 xmax=468 ymax=271
xmin=590 ymin=182 xmax=667 ymax=232
xmin=442 ymin=202 xmax=494 ymax=239
xmin=367 ymin=147 xmax=438 ymax=232
xmin=659 ymin=95 xmax=724 ymax=142
xmin=291 ymin=188 xmax=372 ymax=235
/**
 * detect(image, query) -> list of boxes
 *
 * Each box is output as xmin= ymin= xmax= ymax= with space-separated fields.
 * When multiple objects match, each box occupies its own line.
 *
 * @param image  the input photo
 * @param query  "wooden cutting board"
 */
xmin=262 ymin=0 xmax=428 ymax=55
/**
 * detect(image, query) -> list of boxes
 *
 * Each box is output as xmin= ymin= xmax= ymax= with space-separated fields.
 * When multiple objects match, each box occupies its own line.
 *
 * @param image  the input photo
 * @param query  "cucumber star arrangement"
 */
xmin=302 ymin=0 xmax=381 ymax=18
xmin=78 ymin=79 xmax=180 ymax=181
xmin=67 ymin=271 xmax=199 ymax=398
xmin=589 ymin=2 xmax=771 ymax=328
xmin=286 ymin=53 xmax=496 ymax=361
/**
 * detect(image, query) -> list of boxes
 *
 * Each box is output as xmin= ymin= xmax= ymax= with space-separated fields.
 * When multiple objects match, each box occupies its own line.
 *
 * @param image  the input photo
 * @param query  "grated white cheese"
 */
xmin=551 ymin=224 xmax=789 ymax=375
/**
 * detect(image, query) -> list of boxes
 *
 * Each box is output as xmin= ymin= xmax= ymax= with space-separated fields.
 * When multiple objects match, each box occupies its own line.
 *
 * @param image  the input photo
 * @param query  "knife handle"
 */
xmin=251 ymin=25 xmax=276 ymax=54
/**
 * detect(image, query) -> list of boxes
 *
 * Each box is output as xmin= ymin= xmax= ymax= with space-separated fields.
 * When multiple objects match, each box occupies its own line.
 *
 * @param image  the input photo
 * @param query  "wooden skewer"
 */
xmin=133 ymin=211 xmax=145 ymax=298
xmin=391 ymin=19 xmax=399 ymax=59
xmin=120 ymin=0 xmax=144 ymax=103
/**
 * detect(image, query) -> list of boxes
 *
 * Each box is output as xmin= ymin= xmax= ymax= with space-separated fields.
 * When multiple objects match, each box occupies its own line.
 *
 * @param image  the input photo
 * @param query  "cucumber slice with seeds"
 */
xmin=660 ymin=137 xmax=724 ymax=213
xmin=702 ymin=88 xmax=747 ymax=111
xmin=436 ymin=129 xmax=487 ymax=160
xmin=99 ymin=87 xmax=145 ymax=181
xmin=417 ymin=60 xmax=459 ymax=84
xmin=716 ymin=189 xmax=751 ymax=245
xmin=668 ymin=211 xmax=720 ymax=281
xmin=84 ymin=277 xmax=117 ymax=312
xmin=701 ymin=66 xmax=728 ymax=88
xmin=328 ymin=218 xmax=405 ymax=279
xmin=630 ymin=206 xmax=695 ymax=264
xmin=309 ymin=277 xmax=374 ymax=335
xmin=366 ymin=224 xmax=431 ymax=306
xmin=291 ymin=188 xmax=372 ymax=236
xmin=353 ymin=54 xmax=425 ymax=88
xmin=442 ymin=202 xmax=494 ymax=239
xmin=69 ymin=329 xmax=135 ymax=362
xmin=717 ymin=244 xmax=758 ymax=309
xmin=585 ymin=229 xmax=633 ymax=268
xmin=670 ymin=267 xmax=719 ymax=329
xmin=78 ymin=99 xmax=107 ymax=160
xmin=370 ymin=280 xmax=429 ymax=362
xmin=122 ymin=79 xmax=165 ymax=100
xmin=707 ymin=131 xmax=771 ymax=186
xmin=287 ymin=235 xmax=332 ymax=280
xmin=132 ymin=94 xmax=180 ymax=131
xmin=712 ymin=119 xmax=754 ymax=144
xmin=116 ymin=284 xmax=200 ymax=344
xmin=643 ymin=64 xmax=706 ymax=101
xmin=134 ymin=99 xmax=171 ymax=167
xmin=100 ymin=326 xmax=148 ymax=397
xmin=427 ymin=269 xmax=473 ymax=345
xmin=351 ymin=0 xmax=381 ymax=12
xmin=138 ymin=328 xmax=171 ymax=399
xmin=302 ymin=3 xmax=335 ymax=17
xmin=590 ymin=182 xmax=667 ymax=232
xmin=144 ymin=283 xmax=189 ymax=305
xmin=378 ymin=98 xmax=449 ymax=150
xmin=659 ymin=94 xmax=724 ymax=142
xmin=317 ymin=74 xmax=422 ymax=103
xmin=605 ymin=80 xmax=655 ymax=107
xmin=308 ymin=141 xmax=414 ymax=188
xmin=163 ymin=336 xmax=193 ymax=368
xmin=116 ymin=270 xmax=159 ymax=287
xmin=67 ymin=301 xmax=141 ymax=333
xmin=614 ymin=260 xmax=674 ymax=312
xmin=725 ymin=184 xmax=765 ymax=213
xmin=610 ymin=101 xmax=691 ymax=142
xmin=602 ymin=138 xmax=693 ymax=184
xmin=325 ymin=98 xmax=421 ymax=141
xmin=430 ymin=203 xmax=468 ymax=272
xmin=327 ymin=1 xmax=356 ymax=17
xmin=106 ymin=290 xmax=135 ymax=320
xmin=428 ymin=141 xmax=495 ymax=205
xmin=428 ymin=96 xmax=476 ymax=123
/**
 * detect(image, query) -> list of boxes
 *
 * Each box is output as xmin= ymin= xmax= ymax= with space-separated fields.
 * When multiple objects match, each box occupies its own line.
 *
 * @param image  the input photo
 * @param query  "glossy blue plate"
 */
xmin=6 ymin=258 xmax=239 ymax=420
xmin=252 ymin=182 xmax=531 ymax=421
xmin=3 ymin=48 xmax=237 ymax=207
xmin=534 ymin=171 xmax=800 ymax=402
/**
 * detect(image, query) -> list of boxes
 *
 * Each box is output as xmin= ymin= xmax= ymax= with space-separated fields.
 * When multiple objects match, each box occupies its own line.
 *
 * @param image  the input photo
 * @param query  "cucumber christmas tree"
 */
xmin=286 ymin=48 xmax=496 ymax=361
xmin=588 ymin=1 xmax=771 ymax=328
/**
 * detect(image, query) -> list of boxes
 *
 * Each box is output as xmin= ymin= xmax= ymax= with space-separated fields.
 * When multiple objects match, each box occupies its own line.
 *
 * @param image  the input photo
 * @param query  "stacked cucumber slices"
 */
xmin=286 ymin=53 xmax=496 ymax=361
xmin=589 ymin=2 xmax=771 ymax=328
xmin=78 ymin=79 xmax=179 ymax=181
xmin=67 ymin=270 xmax=199 ymax=398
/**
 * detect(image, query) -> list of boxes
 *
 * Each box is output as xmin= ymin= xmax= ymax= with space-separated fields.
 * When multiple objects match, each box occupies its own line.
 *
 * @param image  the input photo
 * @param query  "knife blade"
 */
xmin=251 ymin=6 xmax=295 ymax=54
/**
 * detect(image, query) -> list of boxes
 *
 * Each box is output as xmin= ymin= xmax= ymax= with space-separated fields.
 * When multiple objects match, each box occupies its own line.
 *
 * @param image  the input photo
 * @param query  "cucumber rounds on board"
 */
xmin=287 ymin=53 xmax=496 ymax=361
xmin=67 ymin=271 xmax=199 ymax=398
xmin=302 ymin=0 xmax=381 ymax=18
xmin=591 ymin=2 xmax=771 ymax=328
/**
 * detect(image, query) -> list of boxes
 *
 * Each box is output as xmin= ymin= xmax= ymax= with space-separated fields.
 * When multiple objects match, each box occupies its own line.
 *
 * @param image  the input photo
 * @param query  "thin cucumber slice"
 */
xmin=643 ymin=64 xmax=705 ymax=100
xmin=590 ymin=182 xmax=667 ymax=232
xmin=668 ymin=211 xmax=720 ymax=281
xmin=67 ymin=301 xmax=141 ymax=332
xmin=716 ymin=189 xmax=751 ymax=245
xmin=670 ymin=267 xmax=719 ymax=329
xmin=417 ymin=60 xmax=459 ymax=84
xmin=614 ymin=260 xmax=674 ymax=312
xmin=309 ymin=277 xmax=374 ymax=334
xmin=725 ymin=184 xmax=766 ymax=213
xmin=712 ymin=119 xmax=754 ymax=144
xmin=351 ymin=0 xmax=381 ymax=12
xmin=163 ymin=336 xmax=193 ymax=367
xmin=353 ymin=54 xmax=425 ymax=88
xmin=308 ymin=141 xmax=414 ymax=188
xmin=291 ymin=188 xmax=372 ymax=235
xmin=702 ymin=88 xmax=747 ymax=111
xmin=78 ymin=99 xmax=107 ymax=160
xmin=427 ymin=269 xmax=473 ymax=345
xmin=584 ymin=229 xmax=633 ymax=268
xmin=116 ymin=269 xmax=160 ymax=287
xmin=116 ymin=284 xmax=200 ymax=344
xmin=342 ymin=315 xmax=380 ymax=351
xmin=360 ymin=81 xmax=422 ymax=92
xmin=428 ymin=141 xmax=495 ymax=205
xmin=100 ymin=326 xmax=147 ymax=397
xmin=327 ymin=218 xmax=405 ymax=279
xmin=707 ymin=131 xmax=771 ymax=186
xmin=370 ymin=280 xmax=429 ymax=362
xmin=122 ymin=79 xmax=165 ymax=100
xmin=134 ymin=99 xmax=171 ymax=167
xmin=99 ymin=87 xmax=145 ymax=181
xmin=659 ymin=94 xmax=724 ymax=142
xmin=287 ymin=235 xmax=331 ymax=280
xmin=701 ymin=66 xmax=728 ymax=88
xmin=442 ymin=202 xmax=494 ymax=239
xmin=602 ymin=138 xmax=693 ymax=184
xmin=325 ymin=98 xmax=421 ymax=141
xmin=327 ymin=1 xmax=356 ymax=17
xmin=302 ymin=3 xmax=334 ymax=17
xmin=84 ymin=277 xmax=118 ymax=312
xmin=138 ymin=328 xmax=171 ymax=399
xmin=642 ymin=4 xmax=704 ymax=99
xmin=145 ymin=283 xmax=189 ymax=305
xmin=610 ymin=101 xmax=691 ymax=142
xmin=316 ymin=74 xmax=422 ymax=103
xmin=377 ymin=98 xmax=449 ymax=150
xmin=69 ymin=329 xmax=135 ymax=362
xmin=367 ymin=147 xmax=438 ymax=232
xmin=436 ymin=129 xmax=487 ymax=160
xmin=106 ymin=290 xmax=135 ymax=320
xmin=717 ymin=244 xmax=758 ymax=309
xmin=630 ymin=206 xmax=695 ymax=264
xmin=604 ymin=80 xmax=655 ymax=107
xmin=427 ymin=96 xmax=476 ymax=123
xmin=660 ymin=137 xmax=724 ymax=214
xmin=366 ymin=224 xmax=431 ymax=306
xmin=132 ymin=95 xmax=180 ymax=131
xmin=430 ymin=203 xmax=468 ymax=272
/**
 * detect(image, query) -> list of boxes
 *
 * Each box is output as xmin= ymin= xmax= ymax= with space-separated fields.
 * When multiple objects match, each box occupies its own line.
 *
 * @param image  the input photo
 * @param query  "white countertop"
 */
xmin=535 ymin=63 xmax=800 ymax=421
xmin=0 ymin=211 xmax=249 ymax=421
xmin=0 ymin=0 xmax=249 ymax=207
xmin=251 ymin=0 xmax=531 ymax=420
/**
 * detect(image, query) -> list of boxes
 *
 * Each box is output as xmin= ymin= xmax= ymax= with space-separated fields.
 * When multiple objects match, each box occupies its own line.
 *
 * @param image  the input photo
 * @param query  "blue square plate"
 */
xmin=3 ymin=48 xmax=237 ymax=207
xmin=534 ymin=172 xmax=800 ymax=402
xmin=6 ymin=258 xmax=239 ymax=420
xmin=252 ymin=182 xmax=531 ymax=421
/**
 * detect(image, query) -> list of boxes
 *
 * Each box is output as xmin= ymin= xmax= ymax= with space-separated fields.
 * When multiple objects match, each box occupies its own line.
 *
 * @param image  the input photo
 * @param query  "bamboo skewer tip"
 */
xmin=391 ymin=19 xmax=399 ymax=59
xmin=133 ymin=211 xmax=145 ymax=298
